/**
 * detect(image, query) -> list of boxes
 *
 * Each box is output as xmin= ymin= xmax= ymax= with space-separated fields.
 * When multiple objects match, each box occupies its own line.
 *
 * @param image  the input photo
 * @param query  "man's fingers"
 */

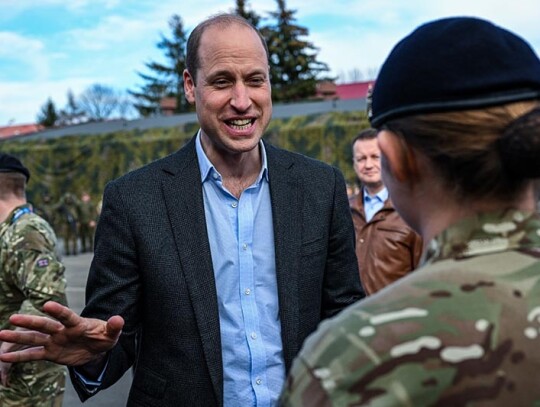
xmin=0 ymin=365 xmax=9 ymax=386
xmin=0 ymin=346 xmax=46 ymax=363
xmin=0 ymin=330 xmax=49 ymax=347
xmin=8 ymin=314 xmax=63 ymax=335
xmin=105 ymin=315 xmax=124 ymax=339
xmin=42 ymin=301 xmax=82 ymax=328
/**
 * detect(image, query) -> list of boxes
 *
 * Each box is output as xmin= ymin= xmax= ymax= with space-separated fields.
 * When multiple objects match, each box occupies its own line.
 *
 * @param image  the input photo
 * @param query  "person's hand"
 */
xmin=0 ymin=301 xmax=124 ymax=367
xmin=0 ymin=342 xmax=13 ymax=386
xmin=0 ymin=359 xmax=11 ymax=386
xmin=0 ymin=328 xmax=29 ymax=386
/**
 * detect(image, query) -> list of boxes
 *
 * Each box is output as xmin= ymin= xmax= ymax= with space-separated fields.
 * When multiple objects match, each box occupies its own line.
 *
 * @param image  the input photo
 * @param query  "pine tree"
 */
xmin=234 ymin=0 xmax=261 ymax=28
xmin=261 ymin=0 xmax=331 ymax=102
xmin=36 ymin=98 xmax=58 ymax=128
xmin=129 ymin=14 xmax=189 ymax=116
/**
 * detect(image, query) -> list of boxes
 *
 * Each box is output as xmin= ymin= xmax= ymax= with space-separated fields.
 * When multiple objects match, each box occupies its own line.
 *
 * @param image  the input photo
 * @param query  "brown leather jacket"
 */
xmin=349 ymin=191 xmax=423 ymax=295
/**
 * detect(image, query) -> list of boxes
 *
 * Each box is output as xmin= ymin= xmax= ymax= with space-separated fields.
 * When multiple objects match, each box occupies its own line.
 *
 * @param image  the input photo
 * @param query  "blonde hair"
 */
xmin=383 ymin=101 xmax=540 ymax=201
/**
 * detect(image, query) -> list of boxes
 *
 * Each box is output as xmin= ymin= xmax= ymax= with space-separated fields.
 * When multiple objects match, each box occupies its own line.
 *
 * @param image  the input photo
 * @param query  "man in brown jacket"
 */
xmin=350 ymin=128 xmax=423 ymax=294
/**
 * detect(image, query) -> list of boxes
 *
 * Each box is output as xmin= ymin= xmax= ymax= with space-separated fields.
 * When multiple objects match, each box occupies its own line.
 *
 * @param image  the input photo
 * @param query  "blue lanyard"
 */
xmin=11 ymin=207 xmax=32 ymax=224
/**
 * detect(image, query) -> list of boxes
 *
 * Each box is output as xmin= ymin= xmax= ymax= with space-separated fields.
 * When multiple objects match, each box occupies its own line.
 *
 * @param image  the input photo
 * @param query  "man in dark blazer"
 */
xmin=0 ymin=14 xmax=363 ymax=407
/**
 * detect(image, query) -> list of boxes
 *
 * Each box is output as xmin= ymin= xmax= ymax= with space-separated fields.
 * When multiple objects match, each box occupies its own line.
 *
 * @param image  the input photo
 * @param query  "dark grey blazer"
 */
xmin=71 ymin=137 xmax=363 ymax=406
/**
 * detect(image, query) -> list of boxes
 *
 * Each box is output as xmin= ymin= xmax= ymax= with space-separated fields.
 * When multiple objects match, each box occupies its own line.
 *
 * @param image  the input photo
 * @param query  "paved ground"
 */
xmin=62 ymin=252 xmax=132 ymax=406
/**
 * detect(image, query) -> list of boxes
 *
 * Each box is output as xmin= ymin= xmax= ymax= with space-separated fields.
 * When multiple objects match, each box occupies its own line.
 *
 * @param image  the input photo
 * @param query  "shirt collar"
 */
xmin=363 ymin=186 xmax=388 ymax=203
xmin=195 ymin=130 xmax=269 ymax=184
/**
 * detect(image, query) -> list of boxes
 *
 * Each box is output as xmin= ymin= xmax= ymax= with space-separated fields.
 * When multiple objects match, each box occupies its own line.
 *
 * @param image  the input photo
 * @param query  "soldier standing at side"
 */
xmin=0 ymin=153 xmax=67 ymax=407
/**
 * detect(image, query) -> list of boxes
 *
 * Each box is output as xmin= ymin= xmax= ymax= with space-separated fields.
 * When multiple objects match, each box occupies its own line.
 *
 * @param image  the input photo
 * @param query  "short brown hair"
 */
xmin=185 ymin=13 xmax=269 ymax=84
xmin=352 ymin=128 xmax=377 ymax=147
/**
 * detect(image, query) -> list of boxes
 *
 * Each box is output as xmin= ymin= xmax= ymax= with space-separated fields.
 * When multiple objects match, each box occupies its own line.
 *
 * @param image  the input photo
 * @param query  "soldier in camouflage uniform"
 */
xmin=77 ymin=191 xmax=97 ymax=253
xmin=35 ymin=194 xmax=56 ymax=229
xmin=282 ymin=17 xmax=540 ymax=406
xmin=0 ymin=153 xmax=67 ymax=407
xmin=55 ymin=192 xmax=80 ymax=256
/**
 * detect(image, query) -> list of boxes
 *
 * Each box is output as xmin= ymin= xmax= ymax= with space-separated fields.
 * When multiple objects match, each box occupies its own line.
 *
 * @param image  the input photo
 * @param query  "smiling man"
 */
xmin=0 ymin=14 xmax=363 ymax=407
xmin=349 ymin=128 xmax=422 ymax=295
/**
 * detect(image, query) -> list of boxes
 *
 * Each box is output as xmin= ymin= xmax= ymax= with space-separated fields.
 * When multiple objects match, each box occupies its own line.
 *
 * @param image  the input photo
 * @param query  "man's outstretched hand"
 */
xmin=0 ymin=301 xmax=124 ymax=367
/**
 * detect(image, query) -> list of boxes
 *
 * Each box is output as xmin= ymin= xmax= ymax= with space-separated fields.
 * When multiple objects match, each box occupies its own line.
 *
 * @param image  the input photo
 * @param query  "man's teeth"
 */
xmin=229 ymin=119 xmax=252 ymax=129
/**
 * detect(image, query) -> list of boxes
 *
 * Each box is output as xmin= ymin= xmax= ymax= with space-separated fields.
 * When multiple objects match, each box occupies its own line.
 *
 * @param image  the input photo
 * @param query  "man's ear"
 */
xmin=183 ymin=69 xmax=196 ymax=105
xmin=377 ymin=130 xmax=419 ymax=183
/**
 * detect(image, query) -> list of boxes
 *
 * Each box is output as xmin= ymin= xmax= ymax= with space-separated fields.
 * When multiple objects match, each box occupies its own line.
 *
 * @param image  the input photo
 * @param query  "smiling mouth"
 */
xmin=226 ymin=118 xmax=254 ymax=130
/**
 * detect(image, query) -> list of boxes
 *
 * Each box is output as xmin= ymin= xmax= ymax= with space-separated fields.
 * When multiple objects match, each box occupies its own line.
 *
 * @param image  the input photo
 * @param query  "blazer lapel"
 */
xmin=266 ymin=144 xmax=302 ymax=370
xmin=160 ymin=139 xmax=223 ymax=404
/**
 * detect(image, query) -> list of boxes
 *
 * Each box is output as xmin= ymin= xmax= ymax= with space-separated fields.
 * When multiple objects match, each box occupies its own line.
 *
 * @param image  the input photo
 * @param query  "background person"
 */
xmin=54 ymin=192 xmax=80 ymax=256
xmin=281 ymin=16 xmax=540 ymax=406
xmin=0 ymin=153 xmax=67 ymax=407
xmin=350 ymin=128 xmax=422 ymax=295
xmin=0 ymin=14 xmax=363 ymax=407
xmin=77 ymin=191 xmax=97 ymax=253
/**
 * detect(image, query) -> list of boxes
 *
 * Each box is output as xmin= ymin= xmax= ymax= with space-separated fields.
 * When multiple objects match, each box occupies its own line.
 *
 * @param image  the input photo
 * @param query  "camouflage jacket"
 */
xmin=0 ymin=204 xmax=67 ymax=404
xmin=281 ymin=210 xmax=540 ymax=406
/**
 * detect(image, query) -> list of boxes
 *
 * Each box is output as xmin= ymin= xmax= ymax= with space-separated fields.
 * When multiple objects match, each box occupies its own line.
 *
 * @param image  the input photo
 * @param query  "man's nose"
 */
xmin=230 ymin=83 xmax=252 ymax=111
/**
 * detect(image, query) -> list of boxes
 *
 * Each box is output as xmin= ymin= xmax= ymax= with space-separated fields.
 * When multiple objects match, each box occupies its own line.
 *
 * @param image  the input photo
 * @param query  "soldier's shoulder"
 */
xmin=288 ymin=257 xmax=540 ymax=404
xmin=9 ymin=214 xmax=56 ymax=248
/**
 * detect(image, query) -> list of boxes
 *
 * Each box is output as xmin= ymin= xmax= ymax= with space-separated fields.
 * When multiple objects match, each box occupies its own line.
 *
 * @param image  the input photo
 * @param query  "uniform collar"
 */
xmin=424 ymin=209 xmax=540 ymax=264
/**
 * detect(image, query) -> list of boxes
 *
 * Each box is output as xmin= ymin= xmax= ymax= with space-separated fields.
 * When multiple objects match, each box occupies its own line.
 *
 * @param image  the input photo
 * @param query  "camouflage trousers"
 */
xmin=79 ymin=223 xmax=95 ymax=253
xmin=0 ymin=363 xmax=65 ymax=407
xmin=61 ymin=227 xmax=78 ymax=255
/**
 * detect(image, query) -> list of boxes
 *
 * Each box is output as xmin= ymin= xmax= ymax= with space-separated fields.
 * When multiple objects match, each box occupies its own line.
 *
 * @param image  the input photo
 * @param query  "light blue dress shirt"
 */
xmin=196 ymin=133 xmax=285 ymax=407
xmin=363 ymin=187 xmax=388 ymax=222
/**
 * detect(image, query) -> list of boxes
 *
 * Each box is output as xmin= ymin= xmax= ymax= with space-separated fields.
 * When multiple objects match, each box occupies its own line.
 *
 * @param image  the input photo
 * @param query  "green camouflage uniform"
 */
xmin=55 ymin=193 xmax=79 ymax=256
xmin=77 ymin=198 xmax=96 ymax=253
xmin=281 ymin=210 xmax=540 ymax=406
xmin=0 ymin=204 xmax=67 ymax=407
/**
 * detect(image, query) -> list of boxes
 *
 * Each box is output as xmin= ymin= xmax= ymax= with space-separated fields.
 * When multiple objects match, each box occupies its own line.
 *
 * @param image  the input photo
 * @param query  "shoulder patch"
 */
xmin=37 ymin=258 xmax=50 ymax=268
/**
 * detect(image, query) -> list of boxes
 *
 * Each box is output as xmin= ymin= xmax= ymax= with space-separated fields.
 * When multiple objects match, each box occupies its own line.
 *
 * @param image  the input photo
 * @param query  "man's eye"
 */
xmin=213 ymin=79 xmax=230 ymax=88
xmin=248 ymin=77 xmax=265 ymax=86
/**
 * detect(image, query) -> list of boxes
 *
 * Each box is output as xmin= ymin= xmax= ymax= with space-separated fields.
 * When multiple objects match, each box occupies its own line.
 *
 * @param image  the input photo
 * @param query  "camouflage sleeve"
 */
xmin=280 ymin=354 xmax=331 ymax=406
xmin=5 ymin=225 xmax=67 ymax=315
xmin=281 ymin=260 xmax=540 ymax=406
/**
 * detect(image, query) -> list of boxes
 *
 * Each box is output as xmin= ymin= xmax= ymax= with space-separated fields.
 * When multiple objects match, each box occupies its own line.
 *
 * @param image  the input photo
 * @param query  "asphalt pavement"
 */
xmin=62 ymin=252 xmax=132 ymax=406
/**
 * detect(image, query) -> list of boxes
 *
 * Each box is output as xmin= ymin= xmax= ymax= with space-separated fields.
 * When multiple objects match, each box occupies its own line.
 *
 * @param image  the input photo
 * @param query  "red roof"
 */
xmin=0 ymin=123 xmax=43 ymax=140
xmin=335 ymin=80 xmax=375 ymax=100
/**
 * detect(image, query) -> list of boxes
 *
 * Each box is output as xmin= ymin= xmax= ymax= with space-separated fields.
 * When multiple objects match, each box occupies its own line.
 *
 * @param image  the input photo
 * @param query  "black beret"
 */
xmin=0 ymin=153 xmax=30 ymax=181
xmin=370 ymin=17 xmax=540 ymax=127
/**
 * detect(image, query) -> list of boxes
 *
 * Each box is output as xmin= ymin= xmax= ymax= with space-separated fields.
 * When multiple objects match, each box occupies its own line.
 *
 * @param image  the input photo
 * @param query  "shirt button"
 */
xmin=213 ymin=173 xmax=219 ymax=180
xmin=256 ymin=378 xmax=262 ymax=385
xmin=251 ymin=332 xmax=257 ymax=340
xmin=232 ymin=202 xmax=238 ymax=208
xmin=245 ymin=288 xmax=251 ymax=295
xmin=242 ymin=243 xmax=248 ymax=250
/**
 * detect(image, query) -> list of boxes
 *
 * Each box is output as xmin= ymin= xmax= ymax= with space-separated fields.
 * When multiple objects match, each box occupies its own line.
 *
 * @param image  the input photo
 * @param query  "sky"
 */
xmin=1 ymin=0 xmax=539 ymax=125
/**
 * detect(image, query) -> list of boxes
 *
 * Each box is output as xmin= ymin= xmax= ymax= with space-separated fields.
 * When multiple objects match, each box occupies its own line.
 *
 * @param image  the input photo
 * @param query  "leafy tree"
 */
xmin=129 ymin=14 xmax=189 ymax=117
xmin=234 ymin=0 xmax=261 ymax=27
xmin=36 ymin=98 xmax=58 ymax=128
xmin=261 ymin=0 xmax=331 ymax=102
xmin=78 ymin=84 xmax=123 ymax=121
